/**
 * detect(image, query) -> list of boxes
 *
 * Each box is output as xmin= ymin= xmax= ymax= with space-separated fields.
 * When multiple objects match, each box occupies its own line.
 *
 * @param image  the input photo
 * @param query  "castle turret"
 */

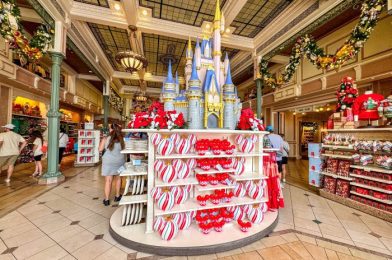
xmin=162 ymin=60 xmax=176 ymax=111
xmin=195 ymin=38 xmax=201 ymax=69
xmin=185 ymin=37 xmax=193 ymax=89
xmin=187 ymin=56 xmax=202 ymax=129
xmin=204 ymin=41 xmax=211 ymax=58
xmin=224 ymin=52 xmax=229 ymax=77
xmin=175 ymin=71 xmax=179 ymax=94
xmin=223 ymin=60 xmax=236 ymax=129
xmin=213 ymin=0 xmax=222 ymax=87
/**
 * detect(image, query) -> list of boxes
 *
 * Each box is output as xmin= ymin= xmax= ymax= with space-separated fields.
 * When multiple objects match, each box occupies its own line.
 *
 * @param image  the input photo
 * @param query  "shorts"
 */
xmin=34 ymin=155 xmax=43 ymax=161
xmin=282 ymin=157 xmax=288 ymax=164
xmin=277 ymin=160 xmax=283 ymax=173
xmin=0 ymin=155 xmax=19 ymax=168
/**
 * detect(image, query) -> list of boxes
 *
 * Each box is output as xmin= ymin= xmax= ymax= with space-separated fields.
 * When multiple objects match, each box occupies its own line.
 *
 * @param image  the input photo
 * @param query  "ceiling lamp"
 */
xmin=115 ymin=26 xmax=148 ymax=73
xmin=134 ymin=86 xmax=148 ymax=103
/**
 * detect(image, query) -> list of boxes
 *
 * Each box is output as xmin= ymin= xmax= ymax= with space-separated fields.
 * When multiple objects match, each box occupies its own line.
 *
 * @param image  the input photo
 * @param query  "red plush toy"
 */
xmin=352 ymin=91 xmax=384 ymax=121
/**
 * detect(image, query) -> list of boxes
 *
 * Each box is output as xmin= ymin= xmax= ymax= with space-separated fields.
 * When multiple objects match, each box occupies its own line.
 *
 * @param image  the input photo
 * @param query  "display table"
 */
xmin=109 ymin=129 xmax=279 ymax=256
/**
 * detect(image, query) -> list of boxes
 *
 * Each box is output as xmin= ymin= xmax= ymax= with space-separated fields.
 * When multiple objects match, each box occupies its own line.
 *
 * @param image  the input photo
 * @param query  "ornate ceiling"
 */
xmin=231 ymin=0 xmax=292 ymax=37
xmin=74 ymin=0 xmax=109 ymax=7
xmin=139 ymin=0 xmax=227 ymax=27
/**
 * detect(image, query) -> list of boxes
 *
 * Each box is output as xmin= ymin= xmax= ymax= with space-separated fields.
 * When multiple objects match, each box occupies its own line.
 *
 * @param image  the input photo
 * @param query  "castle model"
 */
xmin=161 ymin=0 xmax=241 ymax=130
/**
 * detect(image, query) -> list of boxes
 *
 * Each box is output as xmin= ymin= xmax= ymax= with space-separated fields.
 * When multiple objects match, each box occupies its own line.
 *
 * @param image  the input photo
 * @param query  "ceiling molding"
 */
xmin=121 ymin=0 xmax=138 ymax=25
xmin=121 ymin=85 xmax=161 ymax=95
xmin=270 ymin=55 xmax=289 ymax=64
xmin=77 ymin=74 xmax=101 ymax=81
xmin=20 ymin=7 xmax=43 ymax=23
xmin=222 ymin=0 xmax=248 ymax=26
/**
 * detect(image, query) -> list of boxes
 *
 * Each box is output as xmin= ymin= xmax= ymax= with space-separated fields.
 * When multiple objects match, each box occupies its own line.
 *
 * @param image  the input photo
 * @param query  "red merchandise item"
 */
xmin=263 ymin=152 xmax=284 ymax=209
xmin=352 ymin=92 xmax=384 ymax=121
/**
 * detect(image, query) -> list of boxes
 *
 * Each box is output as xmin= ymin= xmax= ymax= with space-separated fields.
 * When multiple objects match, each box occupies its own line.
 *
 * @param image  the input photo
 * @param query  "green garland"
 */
xmin=260 ymin=0 xmax=386 ymax=89
xmin=0 ymin=0 xmax=53 ymax=62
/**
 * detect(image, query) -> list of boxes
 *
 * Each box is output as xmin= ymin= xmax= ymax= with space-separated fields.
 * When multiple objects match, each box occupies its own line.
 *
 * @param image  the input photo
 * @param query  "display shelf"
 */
xmin=120 ymin=170 xmax=148 ymax=177
xmin=123 ymin=128 xmax=269 ymax=135
xmin=322 ymin=144 xmax=354 ymax=150
xmin=194 ymin=168 xmax=236 ymax=175
xmin=350 ymin=191 xmax=392 ymax=205
xmin=350 ymin=182 xmax=392 ymax=194
xmin=154 ymin=197 xmax=268 ymax=216
xmin=263 ymin=148 xmax=280 ymax=152
xmin=12 ymin=113 xmax=45 ymax=119
xmin=119 ymin=194 xmax=148 ymax=205
xmin=350 ymin=173 xmax=392 ymax=184
xmin=326 ymin=128 xmax=392 ymax=132
xmin=79 ymin=153 xmax=94 ymax=156
xmin=76 ymin=130 xmax=100 ymax=166
xmin=197 ymin=184 xmax=236 ymax=191
xmin=321 ymin=153 xmax=353 ymax=159
xmin=155 ymin=177 xmax=198 ymax=188
xmin=320 ymin=171 xmax=353 ymax=181
xmin=156 ymin=152 xmax=263 ymax=160
xmin=230 ymin=173 xmax=268 ymax=181
xmin=121 ymin=149 xmax=149 ymax=154
xmin=350 ymin=165 xmax=392 ymax=174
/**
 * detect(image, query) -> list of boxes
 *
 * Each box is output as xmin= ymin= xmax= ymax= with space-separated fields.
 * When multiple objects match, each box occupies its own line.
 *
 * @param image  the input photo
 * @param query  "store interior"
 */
xmin=0 ymin=0 xmax=391 ymax=259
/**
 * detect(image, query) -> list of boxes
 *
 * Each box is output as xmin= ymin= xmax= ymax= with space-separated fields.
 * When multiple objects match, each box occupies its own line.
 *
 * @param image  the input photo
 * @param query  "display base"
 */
xmin=38 ymin=174 xmax=65 ymax=185
xmin=109 ymin=207 xmax=278 ymax=256
xmin=319 ymin=189 xmax=391 ymax=222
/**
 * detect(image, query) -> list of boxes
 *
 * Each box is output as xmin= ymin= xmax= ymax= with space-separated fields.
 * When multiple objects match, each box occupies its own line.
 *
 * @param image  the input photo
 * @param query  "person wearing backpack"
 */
xmin=280 ymin=134 xmax=290 ymax=183
xmin=266 ymin=126 xmax=285 ymax=186
xmin=31 ymin=130 xmax=44 ymax=178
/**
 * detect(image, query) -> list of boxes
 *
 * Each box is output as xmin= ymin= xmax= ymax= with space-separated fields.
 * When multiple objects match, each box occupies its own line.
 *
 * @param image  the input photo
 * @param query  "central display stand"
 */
xmin=109 ymin=129 xmax=279 ymax=256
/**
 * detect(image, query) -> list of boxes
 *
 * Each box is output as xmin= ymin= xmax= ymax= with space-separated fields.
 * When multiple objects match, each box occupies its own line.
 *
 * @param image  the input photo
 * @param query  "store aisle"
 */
xmin=0 ymin=155 xmax=82 ymax=217
xmin=284 ymin=159 xmax=312 ymax=192
xmin=0 ymin=165 xmax=391 ymax=259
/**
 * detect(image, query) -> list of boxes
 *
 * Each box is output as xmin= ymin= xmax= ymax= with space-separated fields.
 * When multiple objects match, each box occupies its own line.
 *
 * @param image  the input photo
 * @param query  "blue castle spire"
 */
xmin=225 ymin=52 xmax=229 ymax=60
xmin=190 ymin=56 xmax=199 ymax=81
xmin=166 ymin=60 xmax=174 ymax=83
xmin=225 ymin=60 xmax=233 ymax=85
xmin=175 ymin=71 xmax=179 ymax=84
xmin=196 ymin=37 xmax=200 ymax=50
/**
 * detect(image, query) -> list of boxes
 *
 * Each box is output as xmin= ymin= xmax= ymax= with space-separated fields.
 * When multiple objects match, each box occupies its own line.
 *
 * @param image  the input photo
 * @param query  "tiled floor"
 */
xmin=0 ymin=165 xmax=391 ymax=259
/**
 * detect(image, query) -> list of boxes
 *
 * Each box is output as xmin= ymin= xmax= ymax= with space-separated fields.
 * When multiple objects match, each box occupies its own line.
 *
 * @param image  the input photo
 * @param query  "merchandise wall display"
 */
xmin=74 ymin=130 xmax=100 ymax=166
xmin=319 ymin=129 xmax=391 ymax=221
xmin=109 ymin=129 xmax=280 ymax=255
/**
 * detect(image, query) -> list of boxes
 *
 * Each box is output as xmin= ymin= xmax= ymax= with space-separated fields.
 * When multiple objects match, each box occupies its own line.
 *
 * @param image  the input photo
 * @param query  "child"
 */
xmin=31 ymin=130 xmax=44 ymax=178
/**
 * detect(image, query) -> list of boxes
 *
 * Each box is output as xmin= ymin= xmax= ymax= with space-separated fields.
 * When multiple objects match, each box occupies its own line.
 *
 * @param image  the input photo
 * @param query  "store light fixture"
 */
xmin=113 ymin=2 xmax=121 ymax=11
xmin=142 ymin=9 xmax=148 ymax=16
xmin=206 ymin=23 xmax=211 ymax=29
xmin=293 ymin=112 xmax=297 ymax=115
xmin=302 ymin=112 xmax=306 ymax=115
xmin=225 ymin=28 xmax=231 ymax=33
xmin=115 ymin=26 xmax=148 ymax=73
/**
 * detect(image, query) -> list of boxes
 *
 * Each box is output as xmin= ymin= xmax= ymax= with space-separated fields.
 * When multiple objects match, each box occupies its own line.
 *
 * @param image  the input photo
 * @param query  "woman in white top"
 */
xmin=31 ymin=130 xmax=43 ymax=177
xmin=59 ymin=127 xmax=69 ymax=167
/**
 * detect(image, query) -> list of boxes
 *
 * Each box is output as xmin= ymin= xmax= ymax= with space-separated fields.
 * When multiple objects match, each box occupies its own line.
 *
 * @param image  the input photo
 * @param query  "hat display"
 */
xmin=2 ymin=124 xmax=15 ymax=129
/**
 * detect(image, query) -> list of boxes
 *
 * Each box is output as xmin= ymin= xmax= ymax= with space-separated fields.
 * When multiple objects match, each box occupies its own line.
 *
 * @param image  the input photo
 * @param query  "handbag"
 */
xmin=41 ymin=141 xmax=48 ymax=153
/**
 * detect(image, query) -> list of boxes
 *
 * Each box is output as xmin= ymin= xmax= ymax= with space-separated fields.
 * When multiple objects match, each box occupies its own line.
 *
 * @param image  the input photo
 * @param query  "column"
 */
xmin=256 ymin=78 xmax=263 ymax=119
xmin=40 ymin=52 xmax=65 ymax=184
xmin=103 ymin=80 xmax=110 ymax=132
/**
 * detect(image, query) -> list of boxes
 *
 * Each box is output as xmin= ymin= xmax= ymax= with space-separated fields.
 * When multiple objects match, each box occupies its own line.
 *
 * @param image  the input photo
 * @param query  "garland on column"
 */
xmin=0 ymin=0 xmax=53 ymax=63
xmin=259 ymin=0 xmax=386 ymax=89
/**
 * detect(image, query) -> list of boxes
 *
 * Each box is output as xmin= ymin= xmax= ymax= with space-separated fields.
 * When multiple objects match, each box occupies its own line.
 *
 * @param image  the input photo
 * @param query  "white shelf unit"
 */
xmin=119 ymin=129 xmax=269 ymax=234
xmin=350 ymin=165 xmax=392 ymax=174
xmin=350 ymin=182 xmax=392 ymax=194
xmin=350 ymin=173 xmax=392 ymax=184
xmin=350 ymin=191 xmax=392 ymax=205
xmin=75 ymin=130 xmax=100 ymax=165
xmin=322 ymin=144 xmax=354 ymax=150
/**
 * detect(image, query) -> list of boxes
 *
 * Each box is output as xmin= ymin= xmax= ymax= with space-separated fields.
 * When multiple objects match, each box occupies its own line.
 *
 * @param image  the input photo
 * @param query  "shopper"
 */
xmin=59 ymin=127 xmax=69 ymax=168
xmin=99 ymin=123 xmax=125 ymax=206
xmin=31 ymin=130 xmax=44 ymax=178
xmin=0 ymin=124 xmax=27 ymax=183
xmin=266 ymin=126 xmax=285 ymax=185
xmin=280 ymin=134 xmax=290 ymax=183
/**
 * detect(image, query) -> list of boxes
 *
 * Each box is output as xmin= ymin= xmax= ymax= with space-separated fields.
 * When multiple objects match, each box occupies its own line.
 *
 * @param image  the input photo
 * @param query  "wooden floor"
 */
xmin=285 ymin=159 xmax=312 ymax=191
xmin=0 ymin=154 xmax=93 ymax=217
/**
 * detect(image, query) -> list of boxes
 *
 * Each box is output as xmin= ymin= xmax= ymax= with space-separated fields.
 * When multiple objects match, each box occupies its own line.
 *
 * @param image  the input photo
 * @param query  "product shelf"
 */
xmin=197 ymin=184 xmax=236 ymax=192
xmin=350 ymin=165 xmax=392 ymax=174
xmin=154 ymin=177 xmax=198 ymax=188
xmin=156 ymin=152 xmax=263 ymax=160
xmin=322 ymin=144 xmax=354 ymax=150
xmin=120 ymin=170 xmax=148 ymax=177
xmin=320 ymin=171 xmax=353 ymax=181
xmin=350 ymin=191 xmax=392 ymax=205
xmin=350 ymin=173 xmax=392 ymax=184
xmin=321 ymin=153 xmax=353 ymax=160
xmin=194 ymin=168 xmax=236 ymax=175
xmin=119 ymin=194 xmax=148 ymax=205
xmin=350 ymin=182 xmax=392 ymax=194
xmin=12 ymin=113 xmax=45 ymax=119
xmin=154 ymin=196 xmax=268 ymax=216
